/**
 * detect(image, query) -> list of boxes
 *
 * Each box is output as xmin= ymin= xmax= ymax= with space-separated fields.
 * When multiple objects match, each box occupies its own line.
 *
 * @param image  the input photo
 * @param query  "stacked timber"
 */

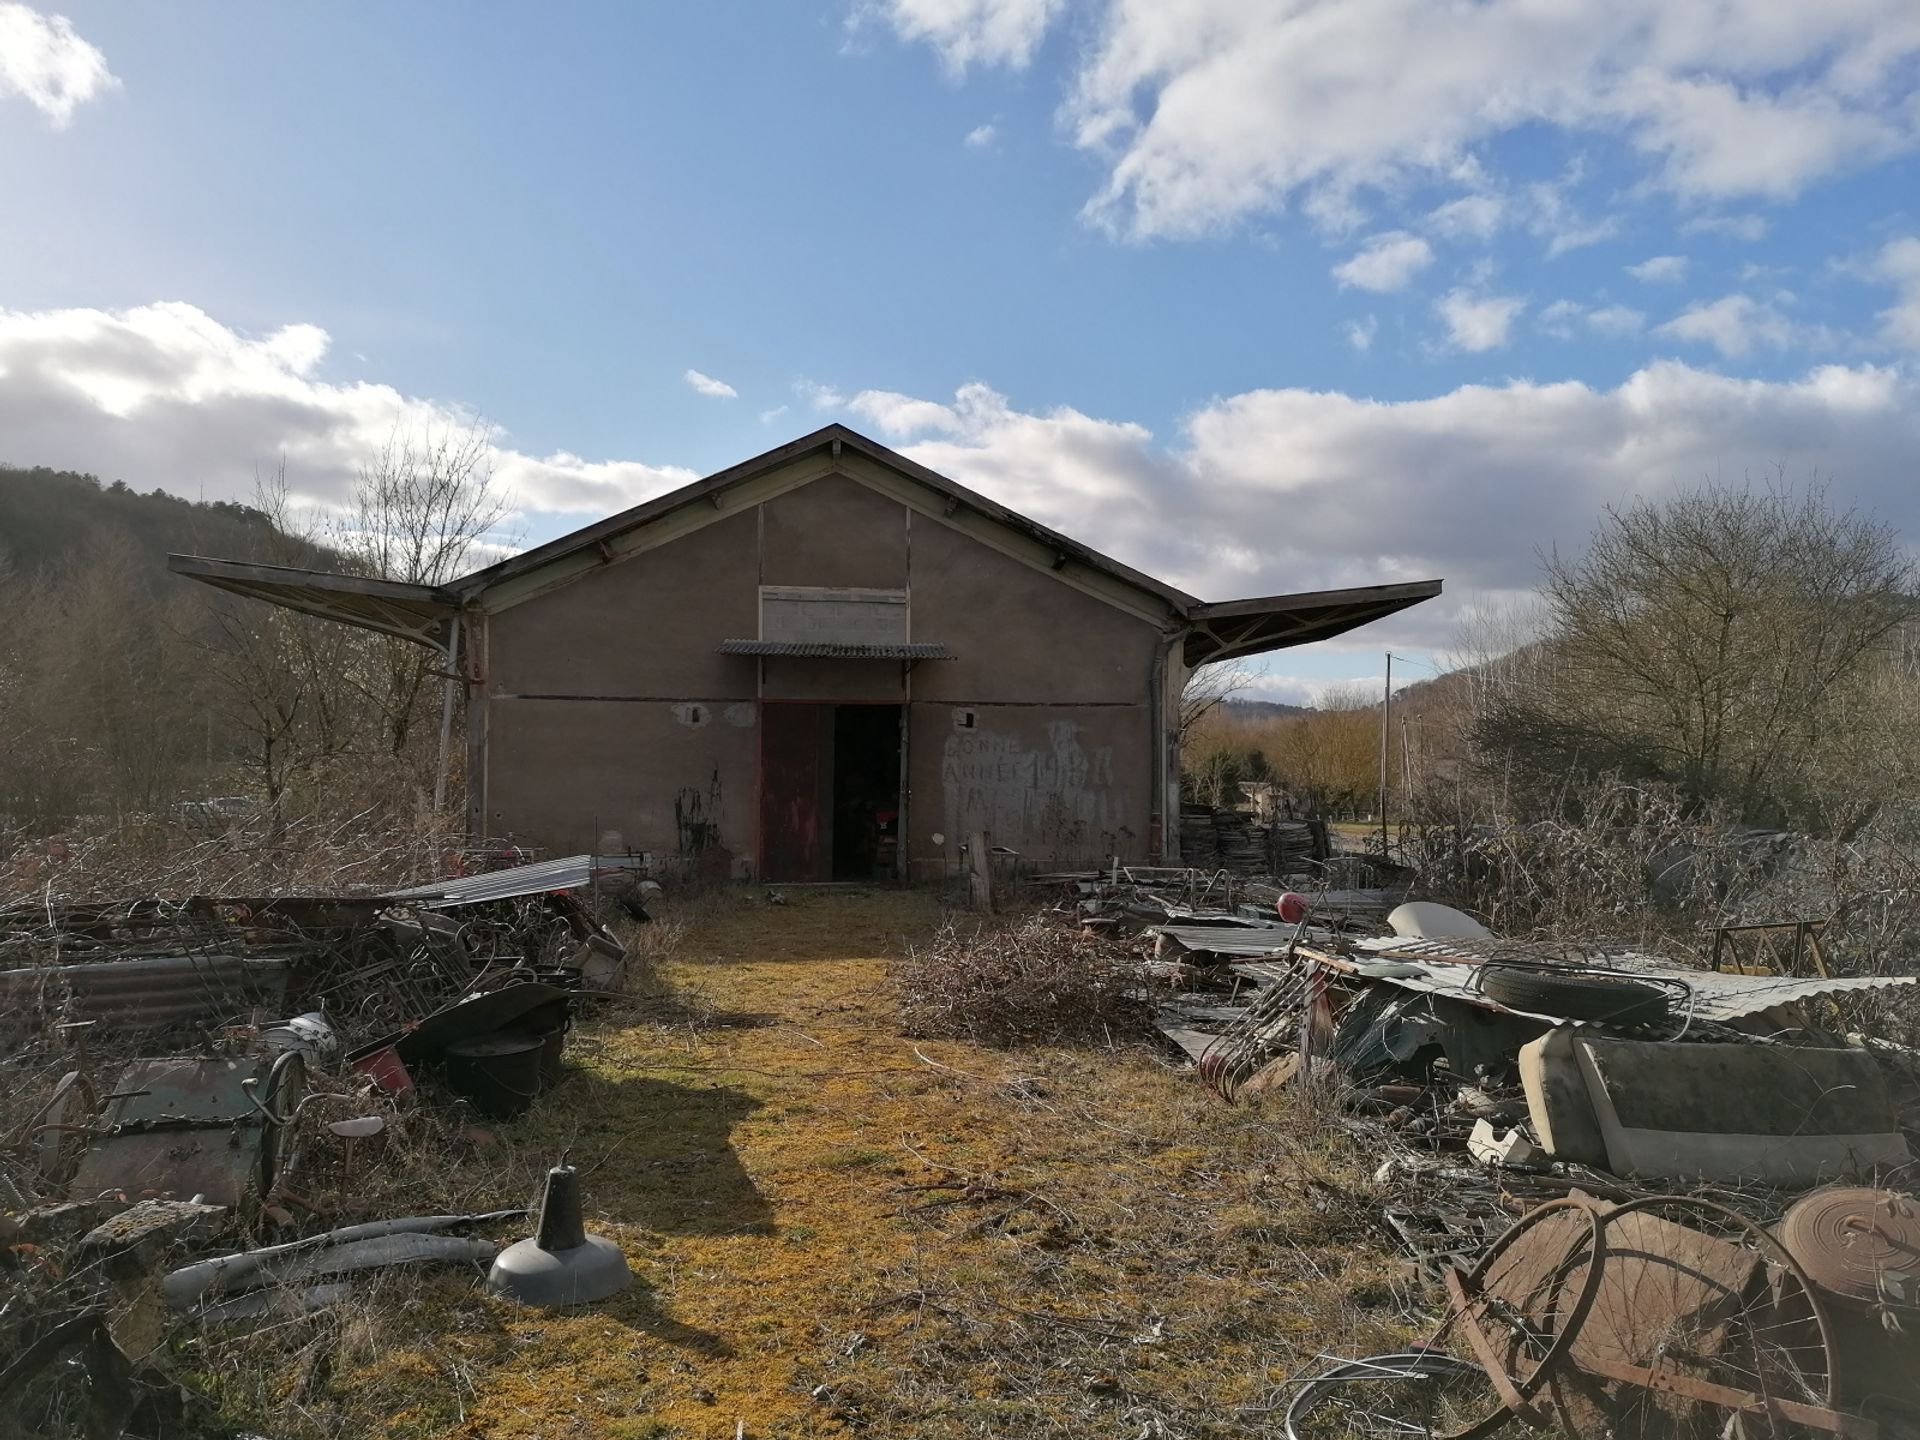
xmin=1178 ymin=807 xmax=1219 ymax=869
xmin=1180 ymin=808 xmax=1333 ymax=876
xmin=1270 ymin=820 xmax=1323 ymax=872
xmin=1215 ymin=810 xmax=1265 ymax=872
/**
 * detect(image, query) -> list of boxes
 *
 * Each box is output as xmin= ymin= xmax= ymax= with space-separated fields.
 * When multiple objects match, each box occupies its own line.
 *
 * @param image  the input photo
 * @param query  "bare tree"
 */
xmin=1476 ymin=480 xmax=1916 ymax=825
xmin=330 ymin=424 xmax=510 ymax=758
xmin=199 ymin=465 xmax=377 ymax=813
xmin=1178 ymin=660 xmax=1253 ymax=737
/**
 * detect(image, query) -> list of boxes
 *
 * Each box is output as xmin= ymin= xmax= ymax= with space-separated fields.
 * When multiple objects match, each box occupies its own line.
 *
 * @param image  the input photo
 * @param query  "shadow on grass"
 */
xmin=526 ymin=1070 xmax=777 ymax=1241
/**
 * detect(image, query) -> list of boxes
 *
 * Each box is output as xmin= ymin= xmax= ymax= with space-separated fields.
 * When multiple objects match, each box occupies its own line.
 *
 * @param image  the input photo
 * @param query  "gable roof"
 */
xmin=169 ymin=423 xmax=1440 ymax=666
xmin=451 ymin=424 xmax=1198 ymax=615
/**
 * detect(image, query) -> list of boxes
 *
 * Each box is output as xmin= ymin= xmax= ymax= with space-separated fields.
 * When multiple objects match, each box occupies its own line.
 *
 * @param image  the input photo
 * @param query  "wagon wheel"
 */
xmin=257 ymin=1049 xmax=307 ymax=1198
xmin=1417 ymin=1196 xmax=1610 ymax=1439
xmin=1286 ymin=1352 xmax=1494 ymax=1440
xmin=1545 ymin=1196 xmax=1839 ymax=1440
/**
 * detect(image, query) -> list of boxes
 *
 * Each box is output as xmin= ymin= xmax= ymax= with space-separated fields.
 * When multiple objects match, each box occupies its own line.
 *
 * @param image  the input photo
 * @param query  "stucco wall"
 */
xmin=475 ymin=466 xmax=1163 ymax=873
xmin=908 ymin=702 xmax=1150 ymax=880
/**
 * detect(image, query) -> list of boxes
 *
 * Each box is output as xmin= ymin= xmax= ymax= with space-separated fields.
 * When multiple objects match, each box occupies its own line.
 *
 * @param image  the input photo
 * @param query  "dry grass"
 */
xmin=138 ymin=889 xmax=1422 ymax=1438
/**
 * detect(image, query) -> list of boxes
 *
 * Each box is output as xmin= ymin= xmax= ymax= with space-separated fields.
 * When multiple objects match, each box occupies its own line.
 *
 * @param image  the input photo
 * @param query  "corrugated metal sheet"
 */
xmin=717 ymin=639 xmax=951 ymax=659
xmin=0 ymin=952 xmax=291 ymax=1029
xmin=381 ymin=853 xmax=643 ymax=908
xmin=1152 ymin=925 xmax=1297 ymax=957
xmin=1314 ymin=938 xmax=1919 ymax=1024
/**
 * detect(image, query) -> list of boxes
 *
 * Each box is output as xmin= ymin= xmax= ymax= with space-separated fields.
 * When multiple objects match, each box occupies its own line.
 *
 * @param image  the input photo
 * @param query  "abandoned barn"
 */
xmin=170 ymin=426 xmax=1439 ymax=881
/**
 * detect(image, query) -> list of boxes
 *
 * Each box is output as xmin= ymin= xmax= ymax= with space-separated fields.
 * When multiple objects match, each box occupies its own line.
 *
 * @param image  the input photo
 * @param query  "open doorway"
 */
xmin=759 ymin=702 xmax=902 ymax=883
xmin=831 ymin=705 xmax=901 ymax=880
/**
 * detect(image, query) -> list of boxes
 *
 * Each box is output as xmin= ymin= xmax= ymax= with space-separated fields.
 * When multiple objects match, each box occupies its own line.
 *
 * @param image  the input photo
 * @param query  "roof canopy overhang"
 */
xmin=167 ymin=429 xmax=1443 ymax=666
xmin=1182 ymin=580 xmax=1444 ymax=668
xmin=166 ymin=555 xmax=459 ymax=649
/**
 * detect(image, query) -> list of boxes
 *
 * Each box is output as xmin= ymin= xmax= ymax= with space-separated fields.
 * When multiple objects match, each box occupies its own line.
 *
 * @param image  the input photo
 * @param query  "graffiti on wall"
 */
xmin=939 ymin=721 xmax=1133 ymax=856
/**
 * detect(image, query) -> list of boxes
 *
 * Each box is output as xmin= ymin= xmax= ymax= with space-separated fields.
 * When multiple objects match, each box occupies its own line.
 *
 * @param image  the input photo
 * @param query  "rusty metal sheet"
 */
xmin=68 ymin=1055 xmax=279 ymax=1208
xmin=0 ymin=953 xmax=291 ymax=1030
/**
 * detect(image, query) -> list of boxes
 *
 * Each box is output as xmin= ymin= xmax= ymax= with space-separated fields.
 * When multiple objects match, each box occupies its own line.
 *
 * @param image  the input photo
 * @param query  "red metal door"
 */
xmin=760 ymin=703 xmax=834 ymax=882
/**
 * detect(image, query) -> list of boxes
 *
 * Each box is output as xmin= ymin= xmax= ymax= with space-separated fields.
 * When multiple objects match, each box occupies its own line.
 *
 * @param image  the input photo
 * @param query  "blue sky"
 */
xmin=4 ymin=2 xmax=1920 ymax=701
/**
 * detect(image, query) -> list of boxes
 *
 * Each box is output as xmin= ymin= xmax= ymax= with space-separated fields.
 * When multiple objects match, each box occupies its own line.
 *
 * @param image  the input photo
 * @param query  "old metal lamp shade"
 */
xmin=486 ymin=1165 xmax=631 ymax=1306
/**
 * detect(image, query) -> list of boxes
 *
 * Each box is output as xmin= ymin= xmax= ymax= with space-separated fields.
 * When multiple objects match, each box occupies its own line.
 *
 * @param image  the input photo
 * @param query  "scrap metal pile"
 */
xmin=2 ymin=852 xmax=649 ymax=1209
xmin=1064 ymin=869 xmax=1920 ymax=1436
xmin=0 ymin=852 xmax=654 ymax=1433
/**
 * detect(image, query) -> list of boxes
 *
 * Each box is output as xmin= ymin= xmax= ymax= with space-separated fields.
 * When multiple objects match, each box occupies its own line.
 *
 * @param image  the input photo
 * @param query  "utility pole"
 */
xmin=1378 ymin=651 xmax=1391 ymax=856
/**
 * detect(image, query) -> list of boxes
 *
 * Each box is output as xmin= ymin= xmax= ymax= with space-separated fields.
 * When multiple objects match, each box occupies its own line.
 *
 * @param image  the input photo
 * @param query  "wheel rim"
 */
xmin=1548 ymin=1195 xmax=1838 ymax=1440
xmin=1424 ymin=1196 xmax=1609 ymax=1439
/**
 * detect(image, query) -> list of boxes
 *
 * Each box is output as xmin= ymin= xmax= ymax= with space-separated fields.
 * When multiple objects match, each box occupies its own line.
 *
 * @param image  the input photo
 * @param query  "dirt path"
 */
xmin=275 ymin=889 xmax=1403 ymax=1439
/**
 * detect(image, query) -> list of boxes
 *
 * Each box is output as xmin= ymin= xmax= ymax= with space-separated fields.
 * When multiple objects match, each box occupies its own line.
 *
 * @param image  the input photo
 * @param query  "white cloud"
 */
xmin=865 ymin=0 xmax=1060 ymax=73
xmin=963 ymin=121 xmax=997 ymax=147
xmin=1542 ymin=299 xmax=1646 ymax=339
xmin=0 ymin=301 xmax=696 ymax=523
xmin=683 ymin=368 xmax=738 ymax=398
xmin=868 ymin=364 xmax=1920 ymax=649
xmin=1344 ymin=315 xmax=1378 ymax=353
xmin=1537 ymin=300 xmax=1583 ymax=341
xmin=1585 ymin=304 xmax=1646 ymax=338
xmin=848 ymin=388 xmax=964 ymax=433
xmin=876 ymin=0 xmax=1920 ymax=238
xmin=1685 ymin=213 xmax=1770 ymax=242
xmin=1426 ymin=194 xmax=1505 ymax=241
xmin=795 ymin=377 xmax=847 ymax=410
xmin=1628 ymin=254 xmax=1689 ymax=283
xmin=1525 ymin=174 xmax=1617 ymax=256
xmin=1871 ymin=237 xmax=1920 ymax=349
xmin=759 ymin=404 xmax=791 ymax=425
xmin=1655 ymin=293 xmax=1798 ymax=358
xmin=1436 ymin=289 xmax=1525 ymax=352
xmin=1331 ymin=232 xmax=1434 ymax=292
xmin=0 ymin=2 xmax=116 ymax=126
xmin=9 ymin=299 xmax=1920 ymax=656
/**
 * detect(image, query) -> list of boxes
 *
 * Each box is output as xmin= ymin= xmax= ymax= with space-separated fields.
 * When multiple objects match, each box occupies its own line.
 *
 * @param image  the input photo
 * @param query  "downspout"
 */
xmin=432 ymin=613 xmax=462 ymax=814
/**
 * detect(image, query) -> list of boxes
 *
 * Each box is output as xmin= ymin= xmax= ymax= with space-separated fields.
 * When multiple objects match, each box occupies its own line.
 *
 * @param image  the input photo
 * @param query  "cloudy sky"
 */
xmin=4 ymin=2 xmax=1920 ymax=701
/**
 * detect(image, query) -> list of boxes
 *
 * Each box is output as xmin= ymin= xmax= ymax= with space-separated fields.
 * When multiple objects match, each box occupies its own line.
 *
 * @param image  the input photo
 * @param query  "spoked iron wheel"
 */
xmin=1419 ymin=1197 xmax=1609 ymax=1439
xmin=1545 ymin=1196 xmax=1840 ymax=1440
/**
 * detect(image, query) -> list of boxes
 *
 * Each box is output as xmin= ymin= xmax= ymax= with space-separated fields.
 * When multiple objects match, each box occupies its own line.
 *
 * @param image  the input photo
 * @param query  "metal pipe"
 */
xmin=433 ymin=613 xmax=463 ymax=812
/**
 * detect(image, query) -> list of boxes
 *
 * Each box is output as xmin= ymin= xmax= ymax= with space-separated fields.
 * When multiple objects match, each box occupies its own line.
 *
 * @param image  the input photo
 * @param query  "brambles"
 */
xmin=893 ymin=913 xmax=1149 ymax=1047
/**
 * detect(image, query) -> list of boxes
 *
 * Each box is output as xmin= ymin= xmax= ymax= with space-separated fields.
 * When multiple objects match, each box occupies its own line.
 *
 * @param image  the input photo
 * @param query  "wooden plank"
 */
xmin=968 ymin=829 xmax=994 ymax=912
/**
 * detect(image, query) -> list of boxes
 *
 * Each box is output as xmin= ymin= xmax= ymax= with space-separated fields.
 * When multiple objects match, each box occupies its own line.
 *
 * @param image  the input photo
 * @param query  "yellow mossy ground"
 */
xmin=192 ymin=889 xmax=1418 ymax=1439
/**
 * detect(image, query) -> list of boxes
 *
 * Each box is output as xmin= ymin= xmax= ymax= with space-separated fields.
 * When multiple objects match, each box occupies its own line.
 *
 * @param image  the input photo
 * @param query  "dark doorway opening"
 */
xmin=831 ymin=705 xmax=901 ymax=881
xmin=759 ymin=702 xmax=902 ymax=883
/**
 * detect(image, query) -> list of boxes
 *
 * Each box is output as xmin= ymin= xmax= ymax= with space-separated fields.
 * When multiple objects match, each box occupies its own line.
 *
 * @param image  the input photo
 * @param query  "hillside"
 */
xmin=1220 ymin=696 xmax=1310 ymax=719
xmin=0 ymin=465 xmax=292 ymax=582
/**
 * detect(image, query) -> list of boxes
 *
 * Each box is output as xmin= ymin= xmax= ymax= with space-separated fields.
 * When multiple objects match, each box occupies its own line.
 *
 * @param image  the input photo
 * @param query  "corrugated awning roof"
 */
xmin=718 ymin=639 xmax=952 ymax=659
xmin=166 ymin=555 xmax=459 ymax=649
xmin=1183 ymin=580 xmax=1444 ymax=667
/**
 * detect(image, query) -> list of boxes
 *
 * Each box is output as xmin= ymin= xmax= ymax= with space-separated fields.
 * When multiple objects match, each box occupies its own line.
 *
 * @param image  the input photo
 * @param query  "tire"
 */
xmin=1480 ymin=965 xmax=1670 ymax=1027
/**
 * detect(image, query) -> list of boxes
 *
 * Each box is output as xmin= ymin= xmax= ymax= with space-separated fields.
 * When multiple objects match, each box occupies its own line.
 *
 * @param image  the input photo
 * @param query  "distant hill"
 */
xmin=0 ymin=465 xmax=321 ymax=585
xmin=1221 ymin=697 xmax=1311 ymax=719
